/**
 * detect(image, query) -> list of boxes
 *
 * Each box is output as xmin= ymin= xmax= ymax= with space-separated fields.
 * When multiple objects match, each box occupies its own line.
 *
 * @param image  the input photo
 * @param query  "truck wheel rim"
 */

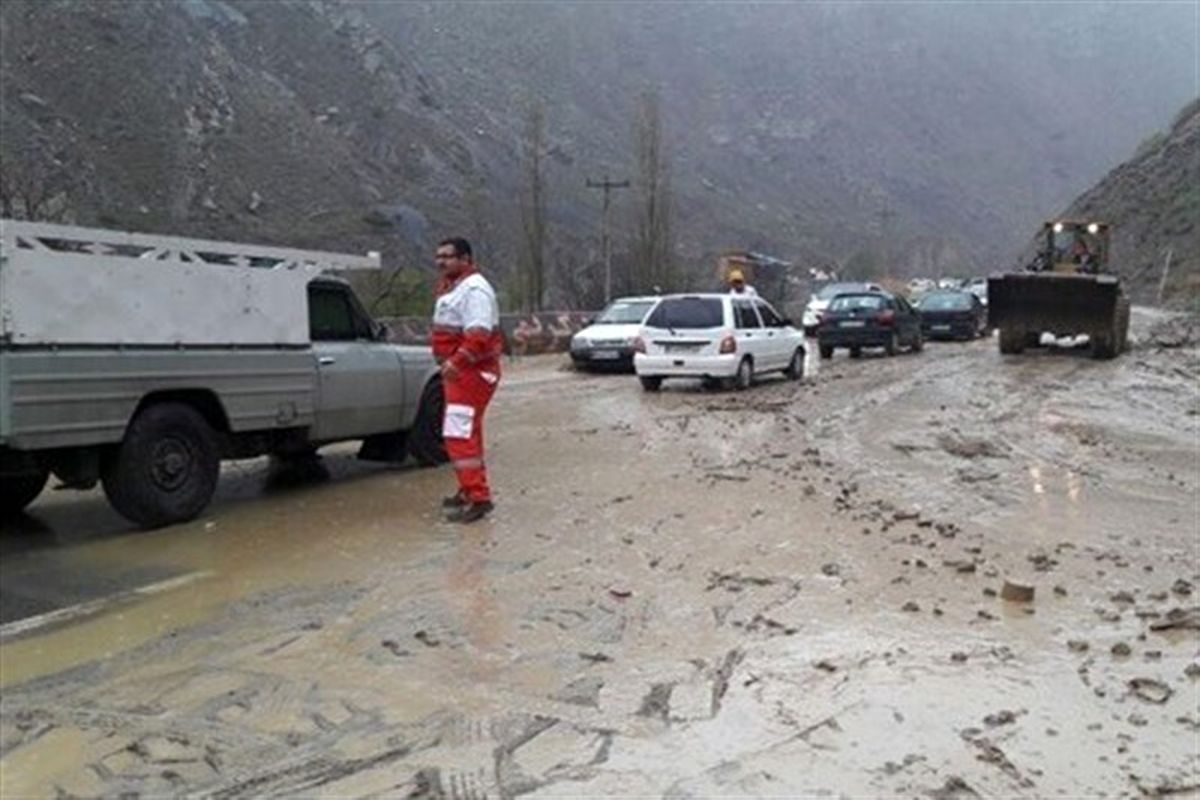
xmin=150 ymin=437 xmax=193 ymax=491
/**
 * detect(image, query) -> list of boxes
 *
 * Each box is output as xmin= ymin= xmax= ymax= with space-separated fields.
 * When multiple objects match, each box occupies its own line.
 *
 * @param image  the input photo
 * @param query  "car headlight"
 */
xmin=571 ymin=336 xmax=588 ymax=350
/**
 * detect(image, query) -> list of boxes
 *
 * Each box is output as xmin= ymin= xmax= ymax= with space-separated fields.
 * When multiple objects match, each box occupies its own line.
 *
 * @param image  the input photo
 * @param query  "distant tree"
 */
xmin=841 ymin=248 xmax=881 ymax=281
xmin=463 ymin=162 xmax=494 ymax=271
xmin=519 ymin=100 xmax=549 ymax=311
xmin=631 ymin=89 xmax=675 ymax=294
xmin=0 ymin=151 xmax=70 ymax=222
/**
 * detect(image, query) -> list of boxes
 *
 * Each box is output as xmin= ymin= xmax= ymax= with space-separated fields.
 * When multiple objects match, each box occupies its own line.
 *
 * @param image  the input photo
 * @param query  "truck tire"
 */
xmin=2 ymin=469 xmax=49 ymax=518
xmin=819 ymin=344 xmax=834 ymax=360
xmin=1091 ymin=330 xmax=1116 ymax=359
xmin=1116 ymin=297 xmax=1131 ymax=354
xmin=998 ymin=326 xmax=1025 ymax=354
xmin=408 ymin=380 xmax=448 ymax=467
xmin=102 ymin=403 xmax=219 ymax=529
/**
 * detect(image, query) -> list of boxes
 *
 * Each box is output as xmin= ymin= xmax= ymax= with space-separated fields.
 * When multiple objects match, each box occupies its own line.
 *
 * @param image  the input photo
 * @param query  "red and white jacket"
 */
xmin=431 ymin=270 xmax=503 ymax=371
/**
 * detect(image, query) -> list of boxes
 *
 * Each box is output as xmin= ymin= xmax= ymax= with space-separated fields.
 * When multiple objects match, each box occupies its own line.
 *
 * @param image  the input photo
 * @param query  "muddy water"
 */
xmin=2 ymin=316 xmax=1197 ymax=797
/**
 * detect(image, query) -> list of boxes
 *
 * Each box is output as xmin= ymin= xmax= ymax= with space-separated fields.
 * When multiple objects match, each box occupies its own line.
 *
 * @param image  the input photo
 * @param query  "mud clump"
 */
xmin=1001 ymin=580 xmax=1035 ymax=602
xmin=1129 ymin=678 xmax=1173 ymax=704
xmin=637 ymin=683 xmax=674 ymax=721
xmin=936 ymin=433 xmax=1009 ymax=460
xmin=1150 ymin=607 xmax=1200 ymax=632
xmin=983 ymin=710 xmax=1017 ymax=727
xmin=929 ymin=775 xmax=982 ymax=799
xmin=1145 ymin=315 xmax=1200 ymax=349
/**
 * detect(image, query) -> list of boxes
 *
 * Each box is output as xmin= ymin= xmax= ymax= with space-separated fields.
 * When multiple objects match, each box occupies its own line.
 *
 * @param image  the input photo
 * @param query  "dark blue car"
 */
xmin=817 ymin=291 xmax=923 ymax=359
xmin=916 ymin=290 xmax=987 ymax=340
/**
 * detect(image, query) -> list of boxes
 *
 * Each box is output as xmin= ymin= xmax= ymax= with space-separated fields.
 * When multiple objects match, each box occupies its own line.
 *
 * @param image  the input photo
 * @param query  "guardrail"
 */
xmin=380 ymin=311 xmax=592 ymax=355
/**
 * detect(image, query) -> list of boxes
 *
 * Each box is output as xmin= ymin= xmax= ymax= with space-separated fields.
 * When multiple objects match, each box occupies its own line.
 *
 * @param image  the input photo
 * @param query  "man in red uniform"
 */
xmin=430 ymin=238 xmax=503 ymax=523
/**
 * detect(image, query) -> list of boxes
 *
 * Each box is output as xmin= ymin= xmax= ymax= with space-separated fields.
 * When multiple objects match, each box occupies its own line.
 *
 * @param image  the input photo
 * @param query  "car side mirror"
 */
xmin=374 ymin=321 xmax=392 ymax=342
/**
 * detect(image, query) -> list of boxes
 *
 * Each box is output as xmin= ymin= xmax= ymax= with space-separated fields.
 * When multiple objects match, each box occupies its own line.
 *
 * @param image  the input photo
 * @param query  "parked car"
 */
xmin=907 ymin=277 xmax=937 ymax=298
xmin=963 ymin=277 xmax=988 ymax=306
xmin=633 ymin=294 xmax=806 ymax=391
xmin=916 ymin=289 xmax=987 ymax=340
xmin=802 ymin=281 xmax=883 ymax=335
xmin=817 ymin=291 xmax=923 ymax=358
xmin=570 ymin=296 xmax=658 ymax=371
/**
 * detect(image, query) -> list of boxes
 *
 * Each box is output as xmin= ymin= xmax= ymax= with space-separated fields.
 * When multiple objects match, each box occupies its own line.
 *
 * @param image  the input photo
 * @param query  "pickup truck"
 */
xmin=0 ymin=220 xmax=445 ymax=528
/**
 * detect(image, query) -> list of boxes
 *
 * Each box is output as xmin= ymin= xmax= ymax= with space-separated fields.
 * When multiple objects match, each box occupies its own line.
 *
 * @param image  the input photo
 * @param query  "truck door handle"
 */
xmin=319 ymin=356 xmax=336 ymax=365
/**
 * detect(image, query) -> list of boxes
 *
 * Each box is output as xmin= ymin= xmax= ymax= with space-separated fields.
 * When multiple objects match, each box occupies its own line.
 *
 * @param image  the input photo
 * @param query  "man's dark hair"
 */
xmin=439 ymin=237 xmax=473 ymax=260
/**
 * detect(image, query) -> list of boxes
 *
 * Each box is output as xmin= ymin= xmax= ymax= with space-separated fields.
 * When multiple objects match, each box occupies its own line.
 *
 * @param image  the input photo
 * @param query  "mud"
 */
xmin=1 ymin=310 xmax=1197 ymax=797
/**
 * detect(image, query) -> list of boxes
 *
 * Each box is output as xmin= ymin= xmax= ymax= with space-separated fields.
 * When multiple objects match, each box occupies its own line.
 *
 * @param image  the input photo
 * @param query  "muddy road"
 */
xmin=2 ymin=311 xmax=1197 ymax=798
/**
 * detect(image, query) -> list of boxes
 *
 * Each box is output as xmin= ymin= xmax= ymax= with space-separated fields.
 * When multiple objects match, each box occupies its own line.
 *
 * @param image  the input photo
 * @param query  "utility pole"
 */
xmin=586 ymin=175 xmax=630 ymax=303
xmin=878 ymin=202 xmax=895 ymax=281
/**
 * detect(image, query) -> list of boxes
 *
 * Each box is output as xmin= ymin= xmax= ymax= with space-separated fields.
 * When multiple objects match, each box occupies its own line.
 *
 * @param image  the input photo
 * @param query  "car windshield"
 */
xmin=829 ymin=294 xmax=887 ymax=312
xmin=645 ymin=297 xmax=724 ymax=329
xmin=816 ymin=283 xmax=870 ymax=301
xmin=919 ymin=293 xmax=972 ymax=311
xmin=596 ymin=301 xmax=654 ymax=324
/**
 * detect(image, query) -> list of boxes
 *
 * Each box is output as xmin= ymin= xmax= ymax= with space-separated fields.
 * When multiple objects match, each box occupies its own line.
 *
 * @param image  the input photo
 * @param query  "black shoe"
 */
xmin=449 ymin=501 xmax=495 ymax=523
xmin=442 ymin=491 xmax=467 ymax=509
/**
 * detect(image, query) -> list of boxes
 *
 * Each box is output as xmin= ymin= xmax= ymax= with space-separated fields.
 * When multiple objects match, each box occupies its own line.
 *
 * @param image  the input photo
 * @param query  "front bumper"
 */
xmin=634 ymin=352 xmax=739 ymax=378
xmin=571 ymin=346 xmax=636 ymax=367
xmin=922 ymin=320 xmax=975 ymax=339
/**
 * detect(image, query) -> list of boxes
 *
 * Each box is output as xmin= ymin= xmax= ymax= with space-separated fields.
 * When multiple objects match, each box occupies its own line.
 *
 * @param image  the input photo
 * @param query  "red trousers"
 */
xmin=442 ymin=362 xmax=500 ymax=503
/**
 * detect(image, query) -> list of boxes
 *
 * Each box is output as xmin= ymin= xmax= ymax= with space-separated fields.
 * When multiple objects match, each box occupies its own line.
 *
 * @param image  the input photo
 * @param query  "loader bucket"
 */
xmin=988 ymin=273 xmax=1121 ymax=337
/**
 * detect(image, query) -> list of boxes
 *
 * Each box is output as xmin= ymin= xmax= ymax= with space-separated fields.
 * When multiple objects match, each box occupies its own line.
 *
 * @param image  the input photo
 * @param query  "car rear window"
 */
xmin=817 ymin=282 xmax=871 ymax=300
xmin=920 ymin=293 xmax=972 ymax=311
xmin=829 ymin=294 xmax=887 ymax=311
xmin=644 ymin=297 xmax=725 ymax=329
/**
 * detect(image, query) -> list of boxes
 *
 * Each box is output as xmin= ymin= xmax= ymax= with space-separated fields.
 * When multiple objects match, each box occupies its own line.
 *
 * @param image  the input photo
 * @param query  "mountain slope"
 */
xmin=1 ymin=0 xmax=1194 ymax=309
xmin=1056 ymin=99 xmax=1199 ymax=304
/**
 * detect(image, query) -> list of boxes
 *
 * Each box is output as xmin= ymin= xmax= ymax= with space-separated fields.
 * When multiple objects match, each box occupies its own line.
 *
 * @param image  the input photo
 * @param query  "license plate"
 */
xmin=932 ymin=324 xmax=951 ymax=331
xmin=592 ymin=350 xmax=619 ymax=360
xmin=840 ymin=320 xmax=865 ymax=328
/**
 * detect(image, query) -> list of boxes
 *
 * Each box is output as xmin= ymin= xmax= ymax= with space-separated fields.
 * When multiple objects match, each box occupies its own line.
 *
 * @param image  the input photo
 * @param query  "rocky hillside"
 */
xmin=1 ymin=0 xmax=1194 ymax=310
xmin=1055 ymin=99 xmax=1199 ymax=305
xmin=0 ymin=0 xmax=495 ymax=312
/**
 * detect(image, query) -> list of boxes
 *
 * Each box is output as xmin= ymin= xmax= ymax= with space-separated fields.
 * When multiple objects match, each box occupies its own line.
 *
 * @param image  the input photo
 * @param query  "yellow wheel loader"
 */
xmin=988 ymin=220 xmax=1130 ymax=359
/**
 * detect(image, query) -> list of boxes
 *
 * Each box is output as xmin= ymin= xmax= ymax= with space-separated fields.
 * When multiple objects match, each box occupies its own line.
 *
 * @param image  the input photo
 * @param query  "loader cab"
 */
xmin=1042 ymin=220 xmax=1109 ymax=275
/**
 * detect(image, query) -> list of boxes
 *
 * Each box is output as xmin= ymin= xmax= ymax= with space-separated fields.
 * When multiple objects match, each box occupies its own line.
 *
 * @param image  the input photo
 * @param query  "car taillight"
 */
xmin=633 ymin=336 xmax=646 ymax=354
xmin=719 ymin=335 xmax=737 ymax=354
xmin=877 ymin=310 xmax=896 ymax=326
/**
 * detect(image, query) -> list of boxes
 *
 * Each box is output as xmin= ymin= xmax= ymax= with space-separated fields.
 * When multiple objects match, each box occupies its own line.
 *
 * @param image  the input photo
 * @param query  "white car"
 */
xmin=570 ymin=296 xmax=659 ymax=371
xmin=633 ymin=294 xmax=806 ymax=391
xmin=963 ymin=277 xmax=988 ymax=306
xmin=802 ymin=282 xmax=883 ymax=335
